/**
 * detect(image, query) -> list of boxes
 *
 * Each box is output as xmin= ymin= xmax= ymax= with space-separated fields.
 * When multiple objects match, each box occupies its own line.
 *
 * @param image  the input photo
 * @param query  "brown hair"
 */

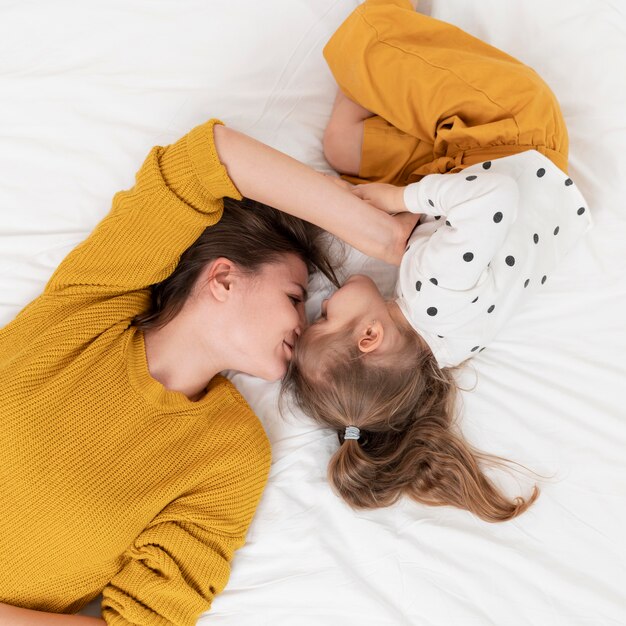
xmin=133 ymin=196 xmax=339 ymax=330
xmin=281 ymin=320 xmax=538 ymax=523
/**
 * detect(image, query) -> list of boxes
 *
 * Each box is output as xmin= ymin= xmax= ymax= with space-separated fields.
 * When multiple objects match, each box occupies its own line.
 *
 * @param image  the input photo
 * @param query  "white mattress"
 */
xmin=1 ymin=1 xmax=625 ymax=624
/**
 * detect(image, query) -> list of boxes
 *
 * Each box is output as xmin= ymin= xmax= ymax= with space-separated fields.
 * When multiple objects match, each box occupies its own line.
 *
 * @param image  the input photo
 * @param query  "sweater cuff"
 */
xmin=159 ymin=119 xmax=243 ymax=213
xmin=403 ymin=176 xmax=441 ymax=216
xmin=403 ymin=182 xmax=422 ymax=214
xmin=187 ymin=119 xmax=243 ymax=202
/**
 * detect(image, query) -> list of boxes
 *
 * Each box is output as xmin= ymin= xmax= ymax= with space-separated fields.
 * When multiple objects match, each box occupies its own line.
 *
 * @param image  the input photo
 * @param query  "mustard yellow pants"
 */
xmin=323 ymin=0 xmax=569 ymax=185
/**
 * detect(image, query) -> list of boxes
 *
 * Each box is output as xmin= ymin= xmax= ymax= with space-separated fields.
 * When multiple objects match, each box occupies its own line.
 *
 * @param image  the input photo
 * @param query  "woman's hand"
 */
xmin=351 ymin=182 xmax=409 ymax=215
xmin=392 ymin=212 xmax=421 ymax=251
xmin=0 ymin=602 xmax=105 ymax=624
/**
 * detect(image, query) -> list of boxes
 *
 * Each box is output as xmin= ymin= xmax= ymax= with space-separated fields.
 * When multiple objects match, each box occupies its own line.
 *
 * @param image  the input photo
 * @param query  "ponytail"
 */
xmin=402 ymin=425 xmax=538 ymax=522
xmin=283 ymin=327 xmax=538 ymax=523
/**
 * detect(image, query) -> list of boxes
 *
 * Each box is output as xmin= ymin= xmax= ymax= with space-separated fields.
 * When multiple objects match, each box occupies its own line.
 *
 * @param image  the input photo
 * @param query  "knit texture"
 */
xmin=0 ymin=119 xmax=271 ymax=625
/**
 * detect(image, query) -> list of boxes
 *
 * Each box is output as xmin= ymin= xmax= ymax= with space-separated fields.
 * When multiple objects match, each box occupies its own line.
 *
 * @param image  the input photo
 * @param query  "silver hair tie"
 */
xmin=344 ymin=426 xmax=360 ymax=441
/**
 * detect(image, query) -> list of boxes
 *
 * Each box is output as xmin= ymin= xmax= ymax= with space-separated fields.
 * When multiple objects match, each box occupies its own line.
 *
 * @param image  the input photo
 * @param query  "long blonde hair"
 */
xmin=281 ymin=322 xmax=538 ymax=523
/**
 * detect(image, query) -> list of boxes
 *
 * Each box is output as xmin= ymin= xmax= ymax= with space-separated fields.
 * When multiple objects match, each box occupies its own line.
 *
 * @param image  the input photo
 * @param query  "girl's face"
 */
xmin=304 ymin=274 xmax=412 ymax=361
xmin=310 ymin=274 xmax=388 ymax=333
xmin=233 ymin=254 xmax=309 ymax=381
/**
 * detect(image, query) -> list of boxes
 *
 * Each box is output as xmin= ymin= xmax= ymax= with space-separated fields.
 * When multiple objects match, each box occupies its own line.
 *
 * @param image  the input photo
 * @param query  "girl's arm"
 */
xmin=405 ymin=172 xmax=519 ymax=290
xmin=213 ymin=125 xmax=416 ymax=266
xmin=352 ymin=173 xmax=519 ymax=290
xmin=0 ymin=603 xmax=105 ymax=625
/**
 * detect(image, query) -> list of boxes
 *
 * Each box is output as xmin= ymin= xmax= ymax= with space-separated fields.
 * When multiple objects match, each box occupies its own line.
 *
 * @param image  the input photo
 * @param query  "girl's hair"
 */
xmin=282 ymin=320 xmax=539 ymax=523
xmin=133 ymin=196 xmax=339 ymax=330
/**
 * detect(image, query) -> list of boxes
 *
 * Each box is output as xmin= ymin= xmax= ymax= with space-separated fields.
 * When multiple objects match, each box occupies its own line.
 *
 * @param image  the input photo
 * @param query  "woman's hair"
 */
xmin=282 ymin=319 xmax=538 ymax=523
xmin=133 ymin=196 xmax=339 ymax=330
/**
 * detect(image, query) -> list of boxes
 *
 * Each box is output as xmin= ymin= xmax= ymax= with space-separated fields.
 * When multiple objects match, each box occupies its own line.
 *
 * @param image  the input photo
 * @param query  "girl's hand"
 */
xmin=351 ymin=182 xmax=408 ymax=215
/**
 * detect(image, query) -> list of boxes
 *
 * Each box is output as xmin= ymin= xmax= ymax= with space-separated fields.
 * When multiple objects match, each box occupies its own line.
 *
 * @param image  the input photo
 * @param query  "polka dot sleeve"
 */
xmin=403 ymin=172 xmax=520 ymax=290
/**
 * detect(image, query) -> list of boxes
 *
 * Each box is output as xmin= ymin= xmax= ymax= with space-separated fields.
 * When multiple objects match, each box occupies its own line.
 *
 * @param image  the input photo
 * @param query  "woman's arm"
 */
xmin=213 ymin=124 xmax=415 ymax=266
xmin=0 ymin=603 xmax=105 ymax=625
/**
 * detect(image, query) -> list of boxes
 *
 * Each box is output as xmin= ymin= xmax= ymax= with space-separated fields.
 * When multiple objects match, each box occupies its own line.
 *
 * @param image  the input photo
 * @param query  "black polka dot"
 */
xmin=435 ymin=215 xmax=441 ymax=220
xmin=577 ymin=207 xmax=585 ymax=215
xmin=536 ymin=168 xmax=546 ymax=178
xmin=505 ymin=256 xmax=515 ymax=267
xmin=416 ymin=280 xmax=422 ymax=291
xmin=471 ymin=346 xmax=480 ymax=352
xmin=479 ymin=347 xmax=486 ymax=352
xmin=463 ymin=252 xmax=474 ymax=262
xmin=427 ymin=307 xmax=438 ymax=316
xmin=524 ymin=278 xmax=530 ymax=288
xmin=428 ymin=199 xmax=435 ymax=207
xmin=541 ymin=275 xmax=547 ymax=284
xmin=437 ymin=335 xmax=444 ymax=339
xmin=554 ymin=226 xmax=560 ymax=235
xmin=430 ymin=278 xmax=438 ymax=285
xmin=445 ymin=220 xmax=451 ymax=226
xmin=471 ymin=296 xmax=479 ymax=303
xmin=487 ymin=305 xmax=495 ymax=313
xmin=533 ymin=233 xmax=539 ymax=244
xmin=482 ymin=161 xmax=492 ymax=170
xmin=493 ymin=211 xmax=503 ymax=223
xmin=466 ymin=175 xmax=477 ymax=181
xmin=565 ymin=178 xmax=573 ymax=186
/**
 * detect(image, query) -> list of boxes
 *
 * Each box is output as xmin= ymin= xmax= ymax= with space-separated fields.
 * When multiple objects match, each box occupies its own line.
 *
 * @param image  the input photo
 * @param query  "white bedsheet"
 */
xmin=1 ymin=1 xmax=625 ymax=624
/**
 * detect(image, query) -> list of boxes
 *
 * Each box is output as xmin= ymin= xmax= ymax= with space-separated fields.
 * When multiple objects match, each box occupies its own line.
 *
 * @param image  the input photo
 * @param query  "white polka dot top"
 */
xmin=395 ymin=150 xmax=592 ymax=368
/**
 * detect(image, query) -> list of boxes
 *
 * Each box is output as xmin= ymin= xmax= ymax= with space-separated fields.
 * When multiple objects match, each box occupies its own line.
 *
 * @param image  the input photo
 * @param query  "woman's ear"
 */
xmin=357 ymin=320 xmax=384 ymax=353
xmin=202 ymin=257 xmax=237 ymax=303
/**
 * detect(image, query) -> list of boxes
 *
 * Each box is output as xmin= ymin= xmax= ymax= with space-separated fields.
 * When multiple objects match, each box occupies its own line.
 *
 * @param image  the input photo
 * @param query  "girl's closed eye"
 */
xmin=311 ymin=310 xmax=326 ymax=326
xmin=288 ymin=294 xmax=302 ymax=306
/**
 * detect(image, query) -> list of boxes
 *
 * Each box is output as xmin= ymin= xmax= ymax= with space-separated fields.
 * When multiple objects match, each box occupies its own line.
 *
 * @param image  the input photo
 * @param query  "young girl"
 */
xmin=280 ymin=0 xmax=592 ymax=522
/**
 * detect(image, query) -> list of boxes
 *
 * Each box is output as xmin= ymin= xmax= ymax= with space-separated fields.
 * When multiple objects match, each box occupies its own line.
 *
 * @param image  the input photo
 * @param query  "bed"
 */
xmin=1 ymin=1 xmax=625 ymax=624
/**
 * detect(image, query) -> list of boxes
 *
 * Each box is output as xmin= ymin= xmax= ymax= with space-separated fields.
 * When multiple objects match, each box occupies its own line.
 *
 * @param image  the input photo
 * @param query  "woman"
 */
xmin=0 ymin=117 xmax=415 ymax=625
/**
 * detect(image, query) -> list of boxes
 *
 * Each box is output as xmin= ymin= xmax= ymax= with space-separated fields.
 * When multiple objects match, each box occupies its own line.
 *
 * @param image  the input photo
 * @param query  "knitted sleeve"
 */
xmin=100 ymin=417 xmax=271 ymax=626
xmin=403 ymin=171 xmax=519 ymax=290
xmin=45 ymin=119 xmax=242 ymax=295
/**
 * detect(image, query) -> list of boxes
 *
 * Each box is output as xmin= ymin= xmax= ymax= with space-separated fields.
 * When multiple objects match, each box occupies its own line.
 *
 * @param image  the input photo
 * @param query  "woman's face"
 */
xmin=234 ymin=253 xmax=309 ymax=381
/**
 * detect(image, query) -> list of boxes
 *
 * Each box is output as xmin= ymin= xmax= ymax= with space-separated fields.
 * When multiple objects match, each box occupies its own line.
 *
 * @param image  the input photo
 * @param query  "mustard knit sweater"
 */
xmin=0 ymin=119 xmax=271 ymax=625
